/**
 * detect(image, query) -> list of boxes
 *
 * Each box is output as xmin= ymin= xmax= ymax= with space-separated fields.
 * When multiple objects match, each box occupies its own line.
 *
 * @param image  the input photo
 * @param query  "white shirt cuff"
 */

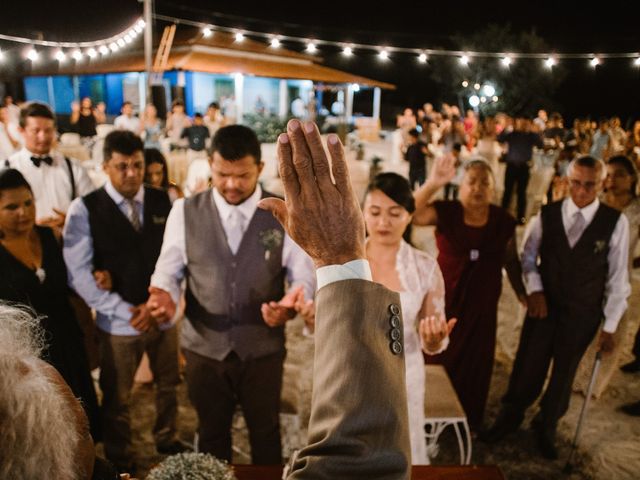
xmin=316 ymin=259 xmax=372 ymax=290
xmin=524 ymin=272 xmax=544 ymax=295
xmin=603 ymin=317 xmax=622 ymax=334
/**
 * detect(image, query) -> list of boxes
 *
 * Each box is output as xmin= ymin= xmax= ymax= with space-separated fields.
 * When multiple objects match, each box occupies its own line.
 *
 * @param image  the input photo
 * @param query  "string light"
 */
xmin=460 ymin=55 xmax=469 ymax=65
xmin=87 ymin=48 xmax=97 ymax=58
xmin=418 ymin=53 xmax=428 ymax=63
xmin=54 ymin=50 xmax=66 ymax=62
xmin=634 ymin=57 xmax=640 ymax=67
xmin=270 ymin=38 xmax=281 ymax=48
xmin=116 ymin=38 xmax=126 ymax=48
xmin=474 ymin=83 xmax=481 ymax=90
xmin=501 ymin=56 xmax=512 ymax=67
xmin=99 ymin=45 xmax=109 ymax=55
xmin=342 ymin=46 xmax=353 ymax=56
xmin=0 ymin=49 xmax=4 ymax=62
xmin=202 ymin=27 xmax=213 ymax=38
xmin=378 ymin=49 xmax=389 ymax=60
xmin=234 ymin=32 xmax=245 ymax=42
xmin=72 ymin=50 xmax=83 ymax=61
xmin=124 ymin=34 xmax=133 ymax=44
xmin=306 ymin=42 xmax=317 ymax=53
xmin=545 ymin=56 xmax=556 ymax=68
xmin=109 ymin=42 xmax=119 ymax=52
xmin=590 ymin=57 xmax=600 ymax=68
xmin=26 ymin=48 xmax=39 ymax=61
xmin=461 ymin=80 xmax=469 ymax=87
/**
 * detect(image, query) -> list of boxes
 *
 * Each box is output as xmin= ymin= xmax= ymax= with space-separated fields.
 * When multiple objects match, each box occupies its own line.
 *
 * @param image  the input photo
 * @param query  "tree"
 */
xmin=428 ymin=25 xmax=567 ymax=117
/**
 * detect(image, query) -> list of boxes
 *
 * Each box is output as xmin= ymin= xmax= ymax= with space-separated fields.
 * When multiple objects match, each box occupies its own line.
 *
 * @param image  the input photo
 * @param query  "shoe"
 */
xmin=478 ymin=410 xmax=524 ymax=443
xmin=619 ymin=400 xmax=640 ymax=417
xmin=620 ymin=359 xmax=640 ymax=373
xmin=157 ymin=438 xmax=194 ymax=455
xmin=535 ymin=430 xmax=558 ymax=460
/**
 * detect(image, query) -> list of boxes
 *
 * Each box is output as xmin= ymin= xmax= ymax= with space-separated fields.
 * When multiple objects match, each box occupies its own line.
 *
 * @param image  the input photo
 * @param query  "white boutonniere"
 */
xmin=594 ymin=240 xmax=606 ymax=254
xmin=259 ymin=229 xmax=283 ymax=261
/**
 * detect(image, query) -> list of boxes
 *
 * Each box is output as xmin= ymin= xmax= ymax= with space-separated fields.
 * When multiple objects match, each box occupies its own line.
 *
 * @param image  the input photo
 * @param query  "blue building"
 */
xmin=24 ymin=28 xmax=394 ymax=123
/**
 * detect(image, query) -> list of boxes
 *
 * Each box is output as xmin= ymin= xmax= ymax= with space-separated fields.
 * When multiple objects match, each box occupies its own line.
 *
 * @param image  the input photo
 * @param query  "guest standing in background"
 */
xmin=413 ymin=156 xmax=526 ymax=430
xmin=573 ymin=155 xmax=640 ymax=397
xmin=70 ymin=97 xmax=98 ymax=140
xmin=0 ymin=168 xmax=101 ymax=440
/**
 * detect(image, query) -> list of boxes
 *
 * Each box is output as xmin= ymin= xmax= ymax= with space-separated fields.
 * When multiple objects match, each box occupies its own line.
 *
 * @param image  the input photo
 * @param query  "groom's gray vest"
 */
xmin=181 ymin=189 xmax=286 ymax=361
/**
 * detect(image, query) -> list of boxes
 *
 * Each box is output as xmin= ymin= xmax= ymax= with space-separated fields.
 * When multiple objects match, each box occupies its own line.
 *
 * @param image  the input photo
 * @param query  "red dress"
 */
xmin=426 ymin=200 xmax=516 ymax=428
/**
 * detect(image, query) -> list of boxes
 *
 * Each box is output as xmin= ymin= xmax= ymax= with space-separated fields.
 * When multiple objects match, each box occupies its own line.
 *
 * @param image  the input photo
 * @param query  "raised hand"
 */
xmin=146 ymin=286 xmax=176 ymax=323
xmin=427 ymin=154 xmax=458 ymax=188
xmin=257 ymin=120 xmax=365 ymax=268
xmin=419 ymin=314 xmax=457 ymax=353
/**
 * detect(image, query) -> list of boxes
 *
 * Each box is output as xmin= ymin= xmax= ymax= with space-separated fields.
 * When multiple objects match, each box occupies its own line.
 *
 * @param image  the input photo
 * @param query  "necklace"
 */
xmin=1 ymin=231 xmax=45 ymax=283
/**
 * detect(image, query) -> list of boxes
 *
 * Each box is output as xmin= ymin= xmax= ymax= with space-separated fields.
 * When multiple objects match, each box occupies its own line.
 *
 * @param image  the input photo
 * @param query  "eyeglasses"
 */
xmin=568 ymin=178 xmax=598 ymax=191
xmin=110 ymin=161 xmax=145 ymax=173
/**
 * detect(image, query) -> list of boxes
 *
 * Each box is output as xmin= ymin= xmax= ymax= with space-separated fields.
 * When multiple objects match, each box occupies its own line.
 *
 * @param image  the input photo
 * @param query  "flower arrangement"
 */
xmin=146 ymin=453 xmax=237 ymax=480
xmin=259 ymin=228 xmax=284 ymax=261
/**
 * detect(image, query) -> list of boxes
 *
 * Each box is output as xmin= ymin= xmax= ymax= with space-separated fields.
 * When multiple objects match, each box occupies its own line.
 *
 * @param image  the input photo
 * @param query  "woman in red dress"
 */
xmin=413 ymin=156 xmax=526 ymax=429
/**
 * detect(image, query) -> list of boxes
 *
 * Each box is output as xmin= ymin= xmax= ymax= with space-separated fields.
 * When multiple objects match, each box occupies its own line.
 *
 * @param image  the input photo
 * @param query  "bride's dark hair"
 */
xmin=366 ymin=172 xmax=415 ymax=244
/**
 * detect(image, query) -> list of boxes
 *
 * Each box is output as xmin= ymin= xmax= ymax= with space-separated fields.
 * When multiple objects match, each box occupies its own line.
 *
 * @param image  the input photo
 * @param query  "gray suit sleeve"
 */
xmin=289 ymin=279 xmax=411 ymax=480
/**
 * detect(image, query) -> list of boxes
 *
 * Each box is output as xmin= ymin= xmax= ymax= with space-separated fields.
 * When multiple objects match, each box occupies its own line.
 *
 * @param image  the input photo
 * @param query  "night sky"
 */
xmin=2 ymin=0 xmax=639 ymax=124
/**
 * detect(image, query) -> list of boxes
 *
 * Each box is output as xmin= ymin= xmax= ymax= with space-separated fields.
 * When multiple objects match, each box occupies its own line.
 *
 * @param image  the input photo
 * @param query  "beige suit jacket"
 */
xmin=289 ymin=279 xmax=411 ymax=479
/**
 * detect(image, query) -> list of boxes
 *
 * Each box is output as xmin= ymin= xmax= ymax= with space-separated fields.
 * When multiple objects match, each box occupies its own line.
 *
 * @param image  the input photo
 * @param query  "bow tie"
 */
xmin=30 ymin=156 xmax=53 ymax=167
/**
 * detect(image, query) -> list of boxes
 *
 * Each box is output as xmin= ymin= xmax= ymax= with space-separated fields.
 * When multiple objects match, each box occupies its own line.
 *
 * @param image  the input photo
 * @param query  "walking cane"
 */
xmin=563 ymin=350 xmax=603 ymax=474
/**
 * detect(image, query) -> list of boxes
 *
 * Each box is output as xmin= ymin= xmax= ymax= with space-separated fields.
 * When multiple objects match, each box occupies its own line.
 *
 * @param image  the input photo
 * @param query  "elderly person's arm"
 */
xmin=413 ymin=154 xmax=457 ymax=226
xmin=259 ymin=119 xmax=411 ymax=479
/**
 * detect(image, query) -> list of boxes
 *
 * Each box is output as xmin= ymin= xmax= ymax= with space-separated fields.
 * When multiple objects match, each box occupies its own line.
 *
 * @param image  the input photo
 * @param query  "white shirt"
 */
xmin=6 ymin=147 xmax=96 ymax=221
xmin=114 ymin=114 xmax=141 ymax=133
xmin=521 ymin=197 xmax=630 ymax=333
xmin=150 ymin=185 xmax=316 ymax=304
xmin=63 ymin=182 xmax=158 ymax=336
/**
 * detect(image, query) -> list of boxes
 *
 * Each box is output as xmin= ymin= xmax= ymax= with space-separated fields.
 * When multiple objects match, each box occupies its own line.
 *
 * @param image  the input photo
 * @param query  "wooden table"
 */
xmin=233 ymin=465 xmax=505 ymax=480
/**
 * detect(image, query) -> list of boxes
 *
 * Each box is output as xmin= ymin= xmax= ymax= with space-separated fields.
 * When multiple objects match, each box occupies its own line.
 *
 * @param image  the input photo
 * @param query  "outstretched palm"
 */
xmin=428 ymin=154 xmax=457 ymax=188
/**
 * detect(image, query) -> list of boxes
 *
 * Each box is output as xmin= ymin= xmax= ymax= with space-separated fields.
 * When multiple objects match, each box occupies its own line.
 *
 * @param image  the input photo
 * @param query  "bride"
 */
xmin=296 ymin=172 xmax=455 ymax=464
xmin=363 ymin=172 xmax=455 ymax=464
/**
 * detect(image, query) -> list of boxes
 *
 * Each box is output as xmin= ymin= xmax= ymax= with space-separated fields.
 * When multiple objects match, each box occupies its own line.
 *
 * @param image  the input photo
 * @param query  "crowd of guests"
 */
xmin=0 ymin=95 xmax=639 ymax=477
xmin=399 ymin=104 xmax=640 ymax=225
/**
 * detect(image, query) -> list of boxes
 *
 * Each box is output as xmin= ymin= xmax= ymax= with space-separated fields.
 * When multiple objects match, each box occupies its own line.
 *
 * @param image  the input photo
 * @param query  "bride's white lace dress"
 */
xmin=395 ymin=240 xmax=446 ymax=465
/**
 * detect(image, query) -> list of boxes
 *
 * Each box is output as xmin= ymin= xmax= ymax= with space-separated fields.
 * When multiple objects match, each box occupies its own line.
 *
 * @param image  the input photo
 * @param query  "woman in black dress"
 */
xmin=0 ymin=168 xmax=101 ymax=439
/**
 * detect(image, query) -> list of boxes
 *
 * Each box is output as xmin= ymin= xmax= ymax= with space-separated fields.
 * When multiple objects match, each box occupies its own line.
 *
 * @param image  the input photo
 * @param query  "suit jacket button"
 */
xmin=389 ymin=304 xmax=400 ymax=315
xmin=389 ymin=315 xmax=400 ymax=328
xmin=390 ymin=341 xmax=403 ymax=355
xmin=390 ymin=328 xmax=401 ymax=341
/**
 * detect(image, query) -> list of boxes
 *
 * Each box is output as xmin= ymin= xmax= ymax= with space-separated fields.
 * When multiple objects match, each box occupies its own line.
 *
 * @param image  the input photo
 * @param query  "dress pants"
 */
xmin=501 ymin=309 xmax=601 ymax=435
xmin=184 ymin=348 xmax=284 ymax=464
xmin=502 ymin=163 xmax=530 ymax=221
xmin=98 ymin=326 xmax=180 ymax=467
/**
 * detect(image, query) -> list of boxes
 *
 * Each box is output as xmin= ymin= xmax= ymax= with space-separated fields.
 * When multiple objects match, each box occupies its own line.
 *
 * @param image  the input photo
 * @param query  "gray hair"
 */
xmin=0 ymin=303 xmax=81 ymax=480
xmin=566 ymin=155 xmax=607 ymax=181
xmin=463 ymin=156 xmax=496 ymax=184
